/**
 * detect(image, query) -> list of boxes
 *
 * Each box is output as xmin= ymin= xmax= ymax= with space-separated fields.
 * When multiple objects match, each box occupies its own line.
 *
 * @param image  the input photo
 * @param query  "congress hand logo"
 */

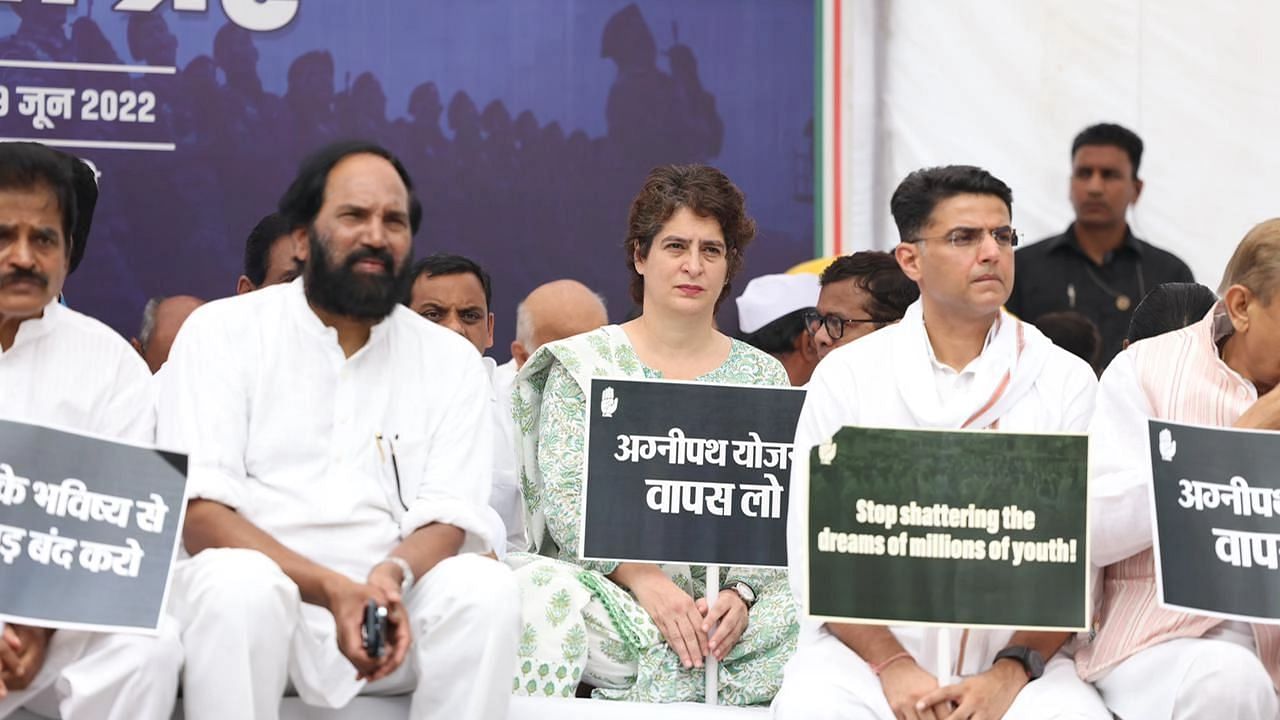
xmin=1159 ymin=428 xmax=1177 ymax=462
xmin=601 ymin=387 xmax=619 ymax=418
xmin=818 ymin=439 xmax=837 ymax=466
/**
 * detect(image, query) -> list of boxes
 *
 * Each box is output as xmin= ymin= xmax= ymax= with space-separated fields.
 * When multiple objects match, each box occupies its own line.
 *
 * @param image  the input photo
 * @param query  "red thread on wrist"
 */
xmin=872 ymin=651 xmax=913 ymax=676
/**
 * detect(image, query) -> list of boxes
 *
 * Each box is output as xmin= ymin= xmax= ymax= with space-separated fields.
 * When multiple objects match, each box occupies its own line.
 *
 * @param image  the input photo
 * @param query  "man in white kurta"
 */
xmin=157 ymin=143 xmax=519 ymax=720
xmin=0 ymin=142 xmax=181 ymax=719
xmin=773 ymin=165 xmax=1109 ymax=720
xmin=404 ymin=253 xmax=524 ymax=555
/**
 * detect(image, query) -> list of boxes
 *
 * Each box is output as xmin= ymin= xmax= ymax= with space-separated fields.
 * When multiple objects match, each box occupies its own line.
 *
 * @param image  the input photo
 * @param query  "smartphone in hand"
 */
xmin=361 ymin=599 xmax=389 ymax=658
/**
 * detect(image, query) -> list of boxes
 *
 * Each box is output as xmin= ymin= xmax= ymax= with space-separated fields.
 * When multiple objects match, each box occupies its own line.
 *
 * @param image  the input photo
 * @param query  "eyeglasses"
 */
xmin=910 ymin=226 xmax=1019 ymax=249
xmin=803 ymin=310 xmax=880 ymax=340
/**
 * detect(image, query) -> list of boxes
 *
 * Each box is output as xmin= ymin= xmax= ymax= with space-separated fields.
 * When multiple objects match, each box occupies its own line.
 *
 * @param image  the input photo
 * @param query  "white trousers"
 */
xmin=0 ymin=615 xmax=181 ymax=720
xmin=1094 ymin=638 xmax=1279 ymax=720
xmin=771 ymin=627 xmax=1110 ymax=720
xmin=170 ymin=548 xmax=520 ymax=720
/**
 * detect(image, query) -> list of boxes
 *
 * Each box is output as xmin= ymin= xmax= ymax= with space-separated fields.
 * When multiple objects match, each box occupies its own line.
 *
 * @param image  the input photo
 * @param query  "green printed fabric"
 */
xmin=507 ymin=325 xmax=798 ymax=703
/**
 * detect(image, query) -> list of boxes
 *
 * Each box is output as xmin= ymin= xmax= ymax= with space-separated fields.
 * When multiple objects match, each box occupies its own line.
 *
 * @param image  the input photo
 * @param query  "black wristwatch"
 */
xmin=993 ymin=645 xmax=1045 ymax=681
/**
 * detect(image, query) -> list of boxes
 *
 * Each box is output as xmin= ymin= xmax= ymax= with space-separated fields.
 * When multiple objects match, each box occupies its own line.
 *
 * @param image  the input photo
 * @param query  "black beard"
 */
xmin=303 ymin=227 xmax=413 ymax=321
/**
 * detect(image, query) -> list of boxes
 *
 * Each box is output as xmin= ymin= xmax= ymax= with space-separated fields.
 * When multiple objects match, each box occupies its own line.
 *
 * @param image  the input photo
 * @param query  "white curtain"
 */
xmin=837 ymin=0 xmax=1280 ymax=286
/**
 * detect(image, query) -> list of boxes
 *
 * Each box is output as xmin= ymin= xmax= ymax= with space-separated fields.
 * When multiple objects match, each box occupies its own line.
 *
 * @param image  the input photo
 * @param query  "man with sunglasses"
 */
xmin=804 ymin=251 xmax=918 ymax=361
xmin=774 ymin=166 xmax=1108 ymax=720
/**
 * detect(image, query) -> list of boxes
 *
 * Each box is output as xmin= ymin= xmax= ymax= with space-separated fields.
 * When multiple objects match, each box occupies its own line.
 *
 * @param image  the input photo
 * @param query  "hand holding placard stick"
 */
xmin=582 ymin=377 xmax=805 ymax=703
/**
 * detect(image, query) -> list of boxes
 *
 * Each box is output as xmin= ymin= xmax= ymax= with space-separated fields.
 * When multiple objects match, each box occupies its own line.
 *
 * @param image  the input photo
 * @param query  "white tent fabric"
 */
xmin=832 ymin=0 xmax=1280 ymax=287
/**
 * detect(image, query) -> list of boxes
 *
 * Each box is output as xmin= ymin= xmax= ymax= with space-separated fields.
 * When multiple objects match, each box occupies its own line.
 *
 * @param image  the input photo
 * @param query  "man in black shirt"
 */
xmin=1006 ymin=123 xmax=1193 ymax=367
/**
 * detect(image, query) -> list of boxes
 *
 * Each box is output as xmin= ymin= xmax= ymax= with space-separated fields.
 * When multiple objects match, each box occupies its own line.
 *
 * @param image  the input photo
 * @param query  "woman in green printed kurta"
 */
xmin=507 ymin=164 xmax=798 ymax=703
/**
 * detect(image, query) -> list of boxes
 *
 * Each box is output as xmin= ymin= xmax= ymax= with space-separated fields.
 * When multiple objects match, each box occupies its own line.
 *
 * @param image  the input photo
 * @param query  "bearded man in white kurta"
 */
xmin=0 ymin=142 xmax=182 ymax=720
xmin=156 ymin=141 xmax=519 ymax=720
xmin=772 ymin=166 xmax=1109 ymax=720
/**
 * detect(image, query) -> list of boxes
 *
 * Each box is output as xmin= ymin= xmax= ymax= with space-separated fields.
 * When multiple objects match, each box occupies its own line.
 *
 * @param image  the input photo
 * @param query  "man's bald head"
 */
xmin=132 ymin=294 xmax=204 ymax=373
xmin=512 ymin=279 xmax=608 ymax=367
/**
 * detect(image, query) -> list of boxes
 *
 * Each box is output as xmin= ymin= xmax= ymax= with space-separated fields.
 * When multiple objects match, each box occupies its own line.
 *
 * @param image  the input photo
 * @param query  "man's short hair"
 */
xmin=738 ymin=308 xmax=809 ymax=355
xmin=514 ymin=287 xmax=608 ymax=348
xmin=514 ymin=303 xmax=535 ymax=347
xmin=277 ymin=140 xmax=422 ymax=234
xmin=407 ymin=253 xmax=492 ymax=308
xmin=137 ymin=296 xmax=164 ymax=352
xmin=1072 ymin=123 xmax=1144 ymax=179
xmin=1127 ymin=282 xmax=1218 ymax=344
xmin=819 ymin=251 xmax=919 ymax=323
xmin=889 ymin=165 xmax=1013 ymax=244
xmin=1034 ymin=311 xmax=1102 ymax=373
xmin=242 ymin=212 xmax=294 ymax=286
xmin=0 ymin=141 xmax=78 ymax=245
xmin=1219 ymin=218 xmax=1280 ymax=304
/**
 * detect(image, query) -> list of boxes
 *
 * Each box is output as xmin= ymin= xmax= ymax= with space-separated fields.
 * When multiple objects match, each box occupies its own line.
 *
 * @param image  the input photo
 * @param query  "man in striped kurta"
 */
xmin=1081 ymin=219 xmax=1280 ymax=719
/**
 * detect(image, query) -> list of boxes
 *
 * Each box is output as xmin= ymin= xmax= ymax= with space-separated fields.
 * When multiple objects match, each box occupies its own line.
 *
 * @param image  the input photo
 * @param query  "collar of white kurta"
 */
xmin=6 ymin=298 xmax=63 ymax=352
xmin=284 ymin=276 xmax=394 ymax=356
xmin=892 ymin=300 xmax=1052 ymax=429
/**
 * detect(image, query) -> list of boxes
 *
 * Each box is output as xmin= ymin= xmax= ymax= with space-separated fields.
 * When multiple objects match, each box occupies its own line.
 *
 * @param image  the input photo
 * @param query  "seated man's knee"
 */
xmin=773 ymin=676 xmax=878 ymax=720
xmin=418 ymin=554 xmax=519 ymax=624
xmin=1176 ymin=641 xmax=1276 ymax=713
xmin=180 ymin=548 xmax=299 ymax=628
xmin=141 ymin=614 xmax=185 ymax=672
xmin=772 ymin=663 xmax=881 ymax=720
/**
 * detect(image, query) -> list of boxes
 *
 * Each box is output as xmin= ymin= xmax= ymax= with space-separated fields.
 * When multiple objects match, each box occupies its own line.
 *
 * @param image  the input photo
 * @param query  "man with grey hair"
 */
xmin=509 ymin=279 xmax=609 ymax=368
xmin=130 ymin=295 xmax=204 ymax=373
xmin=502 ymin=279 xmax=608 ymax=439
xmin=502 ymin=279 xmax=608 ymax=431
xmin=1081 ymin=218 xmax=1280 ymax=719
xmin=501 ymin=280 xmax=607 ymax=551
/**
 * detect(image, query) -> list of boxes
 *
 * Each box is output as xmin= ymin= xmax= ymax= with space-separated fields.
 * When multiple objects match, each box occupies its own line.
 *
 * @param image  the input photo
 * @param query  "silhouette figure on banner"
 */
xmin=0 ymin=2 xmax=739 ymax=340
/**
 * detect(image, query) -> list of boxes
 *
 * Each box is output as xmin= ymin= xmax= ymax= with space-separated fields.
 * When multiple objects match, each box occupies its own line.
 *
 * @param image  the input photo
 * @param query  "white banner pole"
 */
xmin=705 ymin=564 xmax=719 ymax=705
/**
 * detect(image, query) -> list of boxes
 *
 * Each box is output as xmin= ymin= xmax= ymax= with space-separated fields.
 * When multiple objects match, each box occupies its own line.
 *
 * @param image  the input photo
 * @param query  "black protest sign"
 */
xmin=805 ymin=427 xmax=1089 ymax=630
xmin=581 ymin=378 xmax=805 ymax=568
xmin=0 ymin=419 xmax=188 ymax=633
xmin=1149 ymin=420 xmax=1280 ymax=622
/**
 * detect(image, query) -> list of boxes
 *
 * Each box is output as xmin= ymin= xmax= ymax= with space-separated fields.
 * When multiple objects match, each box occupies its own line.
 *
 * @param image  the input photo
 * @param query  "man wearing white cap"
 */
xmin=736 ymin=273 xmax=821 ymax=386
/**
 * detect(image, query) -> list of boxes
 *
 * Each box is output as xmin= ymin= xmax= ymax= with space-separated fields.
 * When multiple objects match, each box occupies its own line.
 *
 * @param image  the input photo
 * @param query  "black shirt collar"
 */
xmin=1047 ymin=223 xmax=1144 ymax=261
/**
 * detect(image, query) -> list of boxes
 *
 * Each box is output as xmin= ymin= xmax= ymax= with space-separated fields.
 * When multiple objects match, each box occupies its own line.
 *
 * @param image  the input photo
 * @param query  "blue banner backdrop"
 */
xmin=0 ymin=1 xmax=815 ymax=357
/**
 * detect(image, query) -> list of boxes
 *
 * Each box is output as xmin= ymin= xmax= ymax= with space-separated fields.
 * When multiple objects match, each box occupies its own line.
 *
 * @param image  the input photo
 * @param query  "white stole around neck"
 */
xmin=891 ymin=300 xmax=1052 ymax=430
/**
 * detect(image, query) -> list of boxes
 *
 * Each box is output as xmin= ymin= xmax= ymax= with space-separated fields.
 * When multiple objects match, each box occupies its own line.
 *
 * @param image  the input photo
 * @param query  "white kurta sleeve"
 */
xmin=1088 ymin=350 xmax=1157 ymax=567
xmin=98 ymin=348 xmax=157 ymax=445
xmin=154 ymin=307 xmax=253 ymax=512
xmin=1058 ymin=357 xmax=1099 ymax=433
xmin=399 ymin=353 xmax=495 ymax=554
xmin=787 ymin=365 xmax=860 ymax=607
